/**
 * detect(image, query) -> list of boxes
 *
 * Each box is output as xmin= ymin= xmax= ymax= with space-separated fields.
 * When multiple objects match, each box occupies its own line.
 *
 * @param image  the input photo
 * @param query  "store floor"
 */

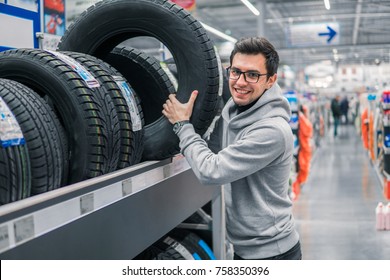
xmin=292 ymin=123 xmax=390 ymax=260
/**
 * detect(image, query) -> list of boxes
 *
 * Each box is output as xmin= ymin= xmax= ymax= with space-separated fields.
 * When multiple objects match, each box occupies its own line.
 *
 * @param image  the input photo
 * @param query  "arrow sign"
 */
xmin=287 ymin=22 xmax=339 ymax=47
xmin=318 ymin=25 xmax=337 ymax=43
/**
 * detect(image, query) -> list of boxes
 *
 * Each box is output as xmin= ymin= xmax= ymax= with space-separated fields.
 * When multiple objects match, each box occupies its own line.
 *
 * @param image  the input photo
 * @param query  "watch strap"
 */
xmin=173 ymin=120 xmax=190 ymax=134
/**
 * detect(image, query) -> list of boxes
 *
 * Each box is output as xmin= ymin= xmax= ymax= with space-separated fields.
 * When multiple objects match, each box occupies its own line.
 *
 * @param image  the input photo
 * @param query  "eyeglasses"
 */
xmin=226 ymin=66 xmax=267 ymax=84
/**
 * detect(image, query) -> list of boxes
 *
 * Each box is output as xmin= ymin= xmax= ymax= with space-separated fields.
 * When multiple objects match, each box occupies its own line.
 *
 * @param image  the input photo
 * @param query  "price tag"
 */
xmin=0 ymin=225 xmax=10 ymax=251
xmin=14 ymin=216 xmax=34 ymax=243
xmin=80 ymin=193 xmax=94 ymax=215
xmin=0 ymin=97 xmax=25 ymax=148
xmin=163 ymin=165 xmax=172 ymax=178
xmin=47 ymin=50 xmax=100 ymax=88
xmin=122 ymin=178 xmax=133 ymax=196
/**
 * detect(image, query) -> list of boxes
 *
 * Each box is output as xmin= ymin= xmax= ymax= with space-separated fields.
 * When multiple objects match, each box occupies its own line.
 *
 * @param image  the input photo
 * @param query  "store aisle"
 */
xmin=292 ymin=124 xmax=390 ymax=260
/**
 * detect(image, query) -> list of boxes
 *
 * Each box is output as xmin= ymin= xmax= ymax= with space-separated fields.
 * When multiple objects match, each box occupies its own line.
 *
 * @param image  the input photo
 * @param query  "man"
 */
xmin=340 ymin=96 xmax=349 ymax=124
xmin=292 ymin=105 xmax=313 ymax=199
xmin=162 ymin=37 xmax=301 ymax=260
xmin=331 ymin=95 xmax=342 ymax=137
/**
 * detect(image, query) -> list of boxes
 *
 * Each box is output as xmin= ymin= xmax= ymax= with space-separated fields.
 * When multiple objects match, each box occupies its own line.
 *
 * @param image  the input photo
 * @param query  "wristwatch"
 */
xmin=173 ymin=120 xmax=190 ymax=134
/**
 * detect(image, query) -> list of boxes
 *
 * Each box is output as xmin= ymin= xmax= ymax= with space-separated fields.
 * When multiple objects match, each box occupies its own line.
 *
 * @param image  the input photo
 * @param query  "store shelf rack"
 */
xmin=0 ymin=156 xmax=224 ymax=259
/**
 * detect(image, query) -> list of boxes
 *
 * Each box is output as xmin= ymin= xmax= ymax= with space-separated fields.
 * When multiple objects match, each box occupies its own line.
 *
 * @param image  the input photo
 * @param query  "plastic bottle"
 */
xmin=375 ymin=202 xmax=385 ymax=230
xmin=385 ymin=203 xmax=390 ymax=231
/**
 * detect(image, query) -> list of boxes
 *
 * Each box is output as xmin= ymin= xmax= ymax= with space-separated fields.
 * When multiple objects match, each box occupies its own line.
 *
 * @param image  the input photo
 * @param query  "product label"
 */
xmin=0 ymin=97 xmax=25 ymax=148
xmin=113 ymin=76 xmax=142 ymax=131
xmin=47 ymin=50 xmax=100 ymax=88
xmin=0 ymin=225 xmax=10 ymax=251
xmin=80 ymin=193 xmax=94 ymax=215
xmin=14 ymin=216 xmax=35 ymax=243
xmin=122 ymin=178 xmax=133 ymax=196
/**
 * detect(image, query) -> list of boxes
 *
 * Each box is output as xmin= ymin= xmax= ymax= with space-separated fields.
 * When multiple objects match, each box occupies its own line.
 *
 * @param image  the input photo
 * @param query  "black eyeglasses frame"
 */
xmin=226 ymin=66 xmax=268 ymax=84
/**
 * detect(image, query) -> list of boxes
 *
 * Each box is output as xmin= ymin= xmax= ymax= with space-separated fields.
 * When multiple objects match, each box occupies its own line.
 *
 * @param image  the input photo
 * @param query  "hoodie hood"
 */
xmin=222 ymin=83 xmax=291 ymax=130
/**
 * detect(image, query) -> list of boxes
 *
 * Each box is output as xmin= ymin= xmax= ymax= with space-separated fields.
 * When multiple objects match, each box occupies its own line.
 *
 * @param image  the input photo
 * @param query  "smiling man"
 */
xmin=162 ymin=37 xmax=301 ymax=260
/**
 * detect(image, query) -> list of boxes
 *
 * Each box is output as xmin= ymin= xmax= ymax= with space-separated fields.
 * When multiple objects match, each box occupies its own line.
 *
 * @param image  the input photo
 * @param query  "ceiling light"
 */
xmin=201 ymin=22 xmax=237 ymax=43
xmin=324 ymin=0 xmax=330 ymax=10
xmin=241 ymin=0 xmax=260 ymax=16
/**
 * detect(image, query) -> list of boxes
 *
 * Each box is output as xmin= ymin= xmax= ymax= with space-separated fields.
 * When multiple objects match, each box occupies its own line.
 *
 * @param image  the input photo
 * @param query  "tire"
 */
xmin=133 ymin=245 xmax=163 ymax=260
xmin=105 ymin=47 xmax=174 ymax=126
xmin=157 ymin=235 xmax=195 ymax=260
xmin=163 ymin=47 xmax=225 ymax=140
xmin=57 ymin=0 xmax=220 ymax=160
xmin=0 ymin=78 xmax=67 ymax=195
xmin=162 ymin=58 xmax=178 ymax=83
xmin=59 ymin=51 xmax=123 ymax=171
xmin=0 ymin=49 xmax=111 ymax=184
xmin=183 ymin=207 xmax=211 ymax=224
xmin=133 ymin=243 xmax=185 ymax=260
xmin=81 ymin=50 xmax=145 ymax=167
xmin=168 ymin=229 xmax=216 ymax=260
xmin=221 ymin=70 xmax=231 ymax=104
xmin=0 ymin=146 xmax=31 ymax=205
xmin=0 ymin=93 xmax=31 ymax=204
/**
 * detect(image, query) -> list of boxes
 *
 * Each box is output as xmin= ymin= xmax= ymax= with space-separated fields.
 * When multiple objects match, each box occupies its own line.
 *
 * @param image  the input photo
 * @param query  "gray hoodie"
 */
xmin=177 ymin=83 xmax=299 ymax=259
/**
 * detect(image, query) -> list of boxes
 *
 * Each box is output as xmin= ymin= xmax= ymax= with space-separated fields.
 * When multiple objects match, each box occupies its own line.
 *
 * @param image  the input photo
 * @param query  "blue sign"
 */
xmin=287 ymin=22 xmax=339 ymax=47
xmin=318 ymin=25 xmax=337 ymax=43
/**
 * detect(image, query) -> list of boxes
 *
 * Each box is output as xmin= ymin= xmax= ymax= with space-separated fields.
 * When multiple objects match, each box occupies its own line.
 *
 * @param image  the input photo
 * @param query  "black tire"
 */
xmin=154 ymin=246 xmax=186 ymax=260
xmin=0 ymin=93 xmax=31 ymax=204
xmin=162 ymin=58 xmax=178 ymax=83
xmin=59 ymin=51 xmax=122 ymax=171
xmin=168 ymin=229 xmax=216 ymax=260
xmin=0 ymin=146 xmax=31 ymax=205
xmin=183 ymin=207 xmax=211 ymax=224
xmin=105 ymin=47 xmax=174 ymax=126
xmin=82 ymin=51 xmax=145 ymax=167
xmin=57 ymin=0 xmax=220 ymax=160
xmin=133 ymin=245 xmax=163 ymax=260
xmin=0 ymin=49 xmax=111 ymax=184
xmin=221 ymin=70 xmax=231 ymax=104
xmin=157 ymin=235 xmax=195 ymax=260
xmin=133 ymin=243 xmax=185 ymax=260
xmin=110 ymin=76 xmax=145 ymax=167
xmin=0 ymin=79 xmax=67 ymax=195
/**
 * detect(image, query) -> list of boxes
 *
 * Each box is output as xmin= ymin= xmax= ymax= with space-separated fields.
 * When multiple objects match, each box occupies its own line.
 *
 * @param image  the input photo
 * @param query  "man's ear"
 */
xmin=266 ymin=73 xmax=277 ymax=89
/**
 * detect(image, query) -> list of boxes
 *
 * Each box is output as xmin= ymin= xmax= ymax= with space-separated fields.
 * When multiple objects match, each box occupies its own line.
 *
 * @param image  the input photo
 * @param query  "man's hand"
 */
xmin=162 ymin=90 xmax=198 ymax=124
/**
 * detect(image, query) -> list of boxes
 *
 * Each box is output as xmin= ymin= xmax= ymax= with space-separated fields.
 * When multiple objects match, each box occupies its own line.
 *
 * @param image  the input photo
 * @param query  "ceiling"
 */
xmin=67 ymin=0 xmax=390 ymax=71
xmin=193 ymin=0 xmax=390 ymax=70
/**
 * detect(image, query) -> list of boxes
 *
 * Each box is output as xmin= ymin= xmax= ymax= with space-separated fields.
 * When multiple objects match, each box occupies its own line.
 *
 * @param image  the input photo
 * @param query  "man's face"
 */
xmin=228 ymin=53 xmax=277 ymax=106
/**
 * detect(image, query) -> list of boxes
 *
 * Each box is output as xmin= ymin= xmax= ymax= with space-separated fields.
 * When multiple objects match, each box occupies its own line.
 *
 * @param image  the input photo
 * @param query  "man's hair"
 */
xmin=229 ymin=37 xmax=279 ymax=78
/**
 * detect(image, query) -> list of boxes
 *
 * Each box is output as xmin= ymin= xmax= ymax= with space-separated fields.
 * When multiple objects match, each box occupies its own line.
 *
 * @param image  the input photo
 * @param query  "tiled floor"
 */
xmin=292 ymin=124 xmax=390 ymax=260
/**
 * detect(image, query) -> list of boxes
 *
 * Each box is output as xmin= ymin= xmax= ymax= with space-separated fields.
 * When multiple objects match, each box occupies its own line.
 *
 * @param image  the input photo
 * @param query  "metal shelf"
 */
xmin=0 ymin=156 xmax=223 ymax=259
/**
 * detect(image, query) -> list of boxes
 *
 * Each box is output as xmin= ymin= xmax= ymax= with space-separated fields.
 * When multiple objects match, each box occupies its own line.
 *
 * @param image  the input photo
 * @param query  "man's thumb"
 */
xmin=189 ymin=90 xmax=198 ymax=104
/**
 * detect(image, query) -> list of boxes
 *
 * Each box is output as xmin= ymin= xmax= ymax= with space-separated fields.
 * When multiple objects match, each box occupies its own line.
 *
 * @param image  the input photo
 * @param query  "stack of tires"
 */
xmin=0 ymin=0 xmax=221 ymax=205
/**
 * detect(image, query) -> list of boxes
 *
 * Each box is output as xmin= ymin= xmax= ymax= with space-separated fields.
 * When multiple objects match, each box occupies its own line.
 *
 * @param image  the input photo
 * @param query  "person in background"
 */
xmin=340 ymin=96 xmax=349 ymax=124
xmin=292 ymin=105 xmax=313 ymax=199
xmin=162 ymin=37 xmax=301 ymax=260
xmin=331 ymin=95 xmax=342 ymax=137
